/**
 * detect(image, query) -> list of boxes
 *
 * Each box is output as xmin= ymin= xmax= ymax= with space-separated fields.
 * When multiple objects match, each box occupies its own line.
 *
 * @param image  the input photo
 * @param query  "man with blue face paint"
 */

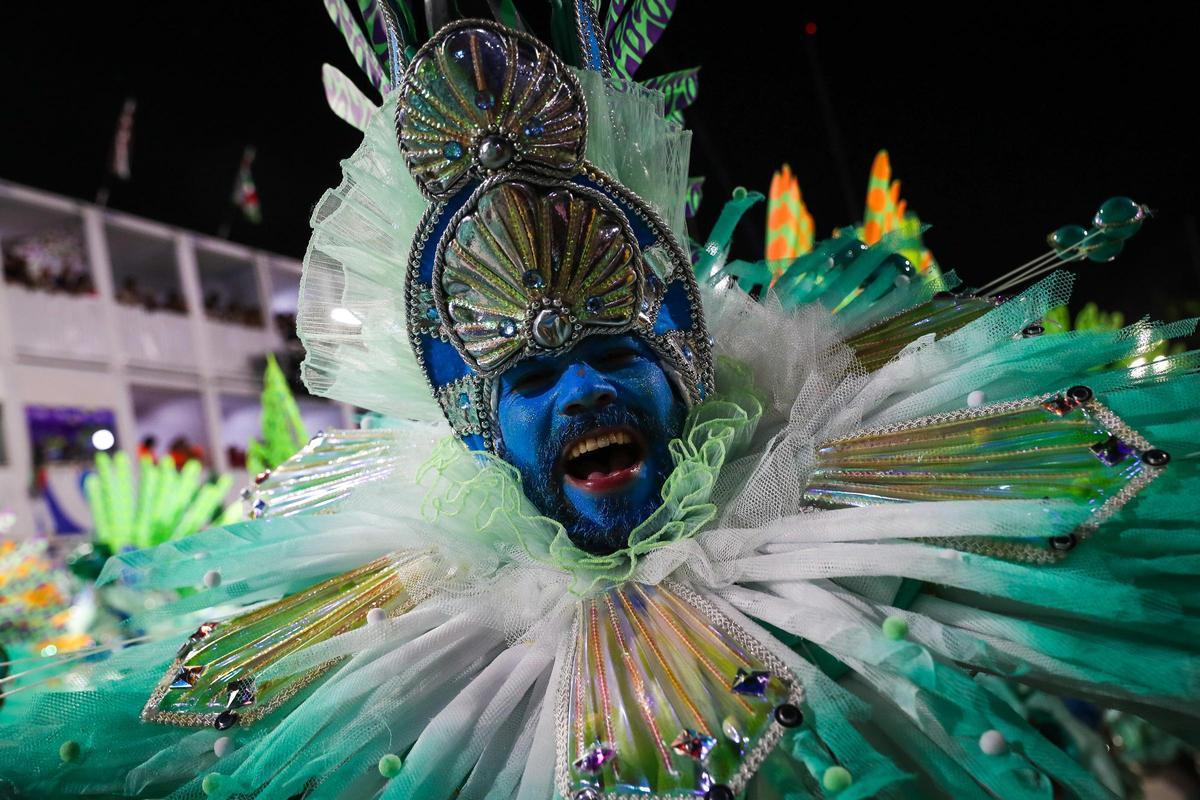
xmin=497 ymin=334 xmax=687 ymax=554
xmin=390 ymin=96 xmax=713 ymax=560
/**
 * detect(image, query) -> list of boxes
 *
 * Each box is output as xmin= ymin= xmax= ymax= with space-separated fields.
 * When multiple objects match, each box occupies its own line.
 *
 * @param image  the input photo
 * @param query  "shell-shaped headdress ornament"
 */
xmin=398 ymin=19 xmax=711 ymax=455
xmin=398 ymin=24 xmax=587 ymax=198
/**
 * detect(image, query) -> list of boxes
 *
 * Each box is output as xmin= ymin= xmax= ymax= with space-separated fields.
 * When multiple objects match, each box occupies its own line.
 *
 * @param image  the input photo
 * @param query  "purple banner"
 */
xmin=26 ymin=406 xmax=117 ymax=464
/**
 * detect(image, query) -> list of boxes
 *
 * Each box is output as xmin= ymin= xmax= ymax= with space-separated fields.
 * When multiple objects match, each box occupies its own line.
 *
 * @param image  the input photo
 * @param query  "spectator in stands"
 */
xmin=117 ymin=276 xmax=141 ymax=306
xmin=136 ymin=436 xmax=158 ymax=463
xmin=167 ymin=437 xmax=190 ymax=468
xmin=167 ymin=436 xmax=206 ymax=468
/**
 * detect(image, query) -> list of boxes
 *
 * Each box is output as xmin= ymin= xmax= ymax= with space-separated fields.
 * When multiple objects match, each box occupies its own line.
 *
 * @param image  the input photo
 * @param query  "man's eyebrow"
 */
xmin=510 ymin=358 xmax=554 ymax=373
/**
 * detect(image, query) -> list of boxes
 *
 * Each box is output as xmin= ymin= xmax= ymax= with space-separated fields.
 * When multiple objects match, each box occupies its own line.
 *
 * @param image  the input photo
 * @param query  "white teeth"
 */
xmin=565 ymin=430 xmax=634 ymax=461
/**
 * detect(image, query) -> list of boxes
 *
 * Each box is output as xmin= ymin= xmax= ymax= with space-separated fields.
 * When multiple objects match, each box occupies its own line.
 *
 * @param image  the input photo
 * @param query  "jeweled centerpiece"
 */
xmin=438 ymin=180 xmax=643 ymax=372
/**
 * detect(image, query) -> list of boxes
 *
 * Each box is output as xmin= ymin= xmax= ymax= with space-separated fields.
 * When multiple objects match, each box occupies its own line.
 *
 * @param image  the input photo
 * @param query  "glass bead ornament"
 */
xmin=1093 ymin=196 xmax=1145 ymax=240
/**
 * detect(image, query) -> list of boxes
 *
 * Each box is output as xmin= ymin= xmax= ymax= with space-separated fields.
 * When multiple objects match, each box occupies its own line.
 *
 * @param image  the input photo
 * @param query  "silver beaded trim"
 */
xmin=437 ymin=375 xmax=485 ymax=438
xmin=552 ymin=580 xmax=805 ymax=800
xmin=571 ymin=0 xmax=614 ymax=74
xmin=408 ymin=280 xmax=448 ymax=340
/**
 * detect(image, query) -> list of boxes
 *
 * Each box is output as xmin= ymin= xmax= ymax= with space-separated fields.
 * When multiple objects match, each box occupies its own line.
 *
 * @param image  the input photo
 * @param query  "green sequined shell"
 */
xmin=438 ymin=180 xmax=644 ymax=373
xmin=398 ymin=20 xmax=587 ymax=198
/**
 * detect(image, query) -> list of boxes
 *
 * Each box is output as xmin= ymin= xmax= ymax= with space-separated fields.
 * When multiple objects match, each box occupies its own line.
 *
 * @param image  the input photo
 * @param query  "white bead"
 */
xmin=967 ymin=390 xmax=986 ymax=408
xmin=213 ymin=736 xmax=234 ymax=757
xmin=203 ymin=570 xmax=222 ymax=589
xmin=366 ymin=608 xmax=386 ymax=625
xmin=979 ymin=729 xmax=1007 ymax=755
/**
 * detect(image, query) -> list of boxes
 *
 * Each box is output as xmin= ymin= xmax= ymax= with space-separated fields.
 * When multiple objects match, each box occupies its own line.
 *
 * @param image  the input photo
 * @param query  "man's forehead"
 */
xmin=511 ymin=334 xmax=649 ymax=370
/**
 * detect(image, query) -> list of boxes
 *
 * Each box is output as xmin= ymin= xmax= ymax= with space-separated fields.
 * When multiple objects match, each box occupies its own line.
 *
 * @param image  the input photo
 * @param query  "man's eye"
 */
xmin=513 ymin=369 xmax=554 ymax=394
xmin=595 ymin=348 xmax=638 ymax=369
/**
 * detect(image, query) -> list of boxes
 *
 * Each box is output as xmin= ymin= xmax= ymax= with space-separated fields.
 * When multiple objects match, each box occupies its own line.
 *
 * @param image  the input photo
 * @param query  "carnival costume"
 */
xmin=1 ymin=6 xmax=1198 ymax=800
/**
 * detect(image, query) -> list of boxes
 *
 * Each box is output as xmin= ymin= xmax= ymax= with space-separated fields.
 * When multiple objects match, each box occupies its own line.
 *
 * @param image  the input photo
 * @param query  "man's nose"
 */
xmin=560 ymin=364 xmax=616 ymax=416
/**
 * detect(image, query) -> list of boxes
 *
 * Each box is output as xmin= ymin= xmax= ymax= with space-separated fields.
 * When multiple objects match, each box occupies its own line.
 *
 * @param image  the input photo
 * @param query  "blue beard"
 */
xmin=513 ymin=402 xmax=684 ymax=555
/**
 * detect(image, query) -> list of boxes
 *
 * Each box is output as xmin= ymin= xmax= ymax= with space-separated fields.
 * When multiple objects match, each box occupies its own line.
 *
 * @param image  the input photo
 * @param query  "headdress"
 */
xmin=299 ymin=8 xmax=710 ymax=456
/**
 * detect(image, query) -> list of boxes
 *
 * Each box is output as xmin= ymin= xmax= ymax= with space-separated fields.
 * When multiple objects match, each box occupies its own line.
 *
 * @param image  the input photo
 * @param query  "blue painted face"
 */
xmin=496 ymin=334 xmax=686 ymax=554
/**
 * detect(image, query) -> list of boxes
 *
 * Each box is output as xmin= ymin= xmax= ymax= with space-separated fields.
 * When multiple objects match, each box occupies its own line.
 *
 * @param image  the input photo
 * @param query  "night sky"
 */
xmin=2 ymin=4 xmax=1197 ymax=325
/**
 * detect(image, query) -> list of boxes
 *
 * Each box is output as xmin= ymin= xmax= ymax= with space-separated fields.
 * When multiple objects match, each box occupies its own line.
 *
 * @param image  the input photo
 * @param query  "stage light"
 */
xmin=92 ymin=429 xmax=116 ymax=451
xmin=330 ymin=307 xmax=362 ymax=326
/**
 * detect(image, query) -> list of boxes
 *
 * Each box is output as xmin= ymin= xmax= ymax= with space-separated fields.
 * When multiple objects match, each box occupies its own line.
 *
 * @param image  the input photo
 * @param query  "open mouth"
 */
xmin=560 ymin=425 xmax=646 ymax=493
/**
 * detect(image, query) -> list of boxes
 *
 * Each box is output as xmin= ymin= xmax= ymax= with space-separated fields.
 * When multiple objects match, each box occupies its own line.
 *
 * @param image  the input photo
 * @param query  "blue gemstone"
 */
xmin=499 ymin=318 xmax=517 ymax=337
xmin=452 ymin=48 xmax=467 ymax=61
xmin=522 ymin=270 xmax=544 ymax=289
xmin=571 ymin=744 xmax=616 ymax=774
xmin=457 ymin=392 xmax=470 ymax=409
xmin=443 ymin=141 xmax=464 ymax=161
xmin=424 ymin=307 xmax=439 ymax=321
xmin=1090 ymin=435 xmax=1134 ymax=466
xmin=730 ymin=668 xmax=771 ymax=697
xmin=682 ymin=344 xmax=693 ymax=361
xmin=585 ymin=296 xmax=604 ymax=315
xmin=640 ymin=299 xmax=650 ymax=312
xmin=475 ymin=91 xmax=495 ymax=110
xmin=523 ymin=118 xmax=545 ymax=137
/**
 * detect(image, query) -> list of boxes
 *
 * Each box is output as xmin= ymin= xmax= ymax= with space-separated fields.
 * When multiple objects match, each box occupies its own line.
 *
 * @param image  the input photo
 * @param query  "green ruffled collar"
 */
xmin=417 ymin=357 xmax=764 ymax=594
